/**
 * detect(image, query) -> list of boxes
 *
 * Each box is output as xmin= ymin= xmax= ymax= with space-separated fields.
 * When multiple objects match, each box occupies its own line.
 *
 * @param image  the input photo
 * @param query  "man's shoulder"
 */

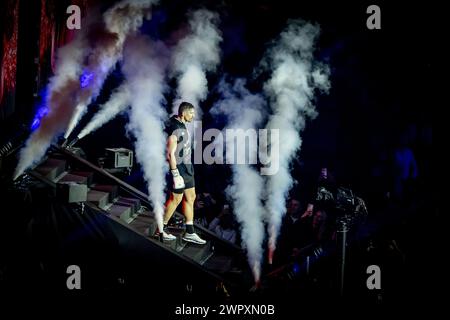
xmin=166 ymin=115 xmax=177 ymax=126
xmin=165 ymin=116 xmax=183 ymax=134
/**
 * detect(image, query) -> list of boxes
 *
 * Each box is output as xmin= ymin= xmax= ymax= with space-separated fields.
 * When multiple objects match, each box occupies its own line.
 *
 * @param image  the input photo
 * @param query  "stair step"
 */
xmin=69 ymin=171 xmax=94 ymax=185
xmin=204 ymin=254 xmax=234 ymax=274
xmin=107 ymin=204 xmax=133 ymax=223
xmin=130 ymin=216 xmax=188 ymax=252
xmin=87 ymin=190 xmax=109 ymax=209
xmin=57 ymin=172 xmax=88 ymax=185
xmin=181 ymin=240 xmax=213 ymax=265
xmin=129 ymin=213 xmax=156 ymax=235
xmin=145 ymin=231 xmax=187 ymax=251
xmin=34 ymin=158 xmax=66 ymax=181
xmin=166 ymin=228 xmax=187 ymax=252
xmin=115 ymin=197 xmax=141 ymax=215
xmin=91 ymin=184 xmax=118 ymax=202
xmin=56 ymin=181 xmax=88 ymax=203
xmin=146 ymin=223 xmax=187 ymax=252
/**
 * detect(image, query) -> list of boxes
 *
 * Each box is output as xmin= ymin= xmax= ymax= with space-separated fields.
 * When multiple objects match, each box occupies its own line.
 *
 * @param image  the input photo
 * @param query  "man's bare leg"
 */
xmin=181 ymin=187 xmax=205 ymax=244
xmin=163 ymin=192 xmax=183 ymax=225
xmin=182 ymin=187 xmax=196 ymax=224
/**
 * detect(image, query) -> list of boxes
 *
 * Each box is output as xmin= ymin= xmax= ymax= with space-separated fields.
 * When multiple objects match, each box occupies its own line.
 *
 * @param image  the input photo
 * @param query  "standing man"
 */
xmin=160 ymin=102 xmax=206 ymax=244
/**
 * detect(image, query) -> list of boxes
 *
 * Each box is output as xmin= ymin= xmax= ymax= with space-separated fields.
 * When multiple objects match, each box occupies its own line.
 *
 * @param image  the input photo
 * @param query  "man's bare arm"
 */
xmin=167 ymin=135 xmax=178 ymax=170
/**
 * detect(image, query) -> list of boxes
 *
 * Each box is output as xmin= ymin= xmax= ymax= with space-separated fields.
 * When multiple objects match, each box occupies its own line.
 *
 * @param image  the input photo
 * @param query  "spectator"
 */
xmin=273 ymin=198 xmax=304 ymax=265
xmin=208 ymin=204 xmax=237 ymax=244
xmin=391 ymin=137 xmax=418 ymax=203
xmin=194 ymin=192 xmax=217 ymax=228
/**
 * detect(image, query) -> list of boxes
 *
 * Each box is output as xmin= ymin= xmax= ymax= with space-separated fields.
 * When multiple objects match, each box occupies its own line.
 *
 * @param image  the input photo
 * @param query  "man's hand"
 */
xmin=301 ymin=203 xmax=314 ymax=219
xmin=171 ymin=168 xmax=185 ymax=189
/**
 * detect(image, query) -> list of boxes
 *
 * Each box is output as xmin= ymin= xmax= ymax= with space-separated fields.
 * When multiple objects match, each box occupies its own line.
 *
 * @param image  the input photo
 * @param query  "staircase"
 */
xmin=29 ymin=145 xmax=253 ymax=294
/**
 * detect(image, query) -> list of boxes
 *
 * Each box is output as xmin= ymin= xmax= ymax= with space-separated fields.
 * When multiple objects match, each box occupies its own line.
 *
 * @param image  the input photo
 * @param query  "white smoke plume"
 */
xmin=210 ymin=79 xmax=266 ymax=283
xmin=122 ymin=34 xmax=169 ymax=233
xmin=64 ymin=0 xmax=160 ymax=139
xmin=78 ymin=84 xmax=130 ymax=140
xmin=262 ymin=20 xmax=330 ymax=262
xmin=13 ymin=10 xmax=96 ymax=179
xmin=170 ymin=9 xmax=222 ymax=117
xmin=14 ymin=0 xmax=158 ymax=179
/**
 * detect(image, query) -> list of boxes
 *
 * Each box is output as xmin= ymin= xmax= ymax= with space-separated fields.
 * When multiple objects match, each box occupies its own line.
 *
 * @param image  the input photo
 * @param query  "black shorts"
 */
xmin=169 ymin=164 xmax=195 ymax=194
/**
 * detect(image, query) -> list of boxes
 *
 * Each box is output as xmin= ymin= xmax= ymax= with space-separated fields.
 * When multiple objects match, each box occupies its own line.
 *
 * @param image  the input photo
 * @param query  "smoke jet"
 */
xmin=122 ymin=34 xmax=169 ymax=233
xmin=261 ymin=20 xmax=330 ymax=262
xmin=211 ymin=78 xmax=266 ymax=283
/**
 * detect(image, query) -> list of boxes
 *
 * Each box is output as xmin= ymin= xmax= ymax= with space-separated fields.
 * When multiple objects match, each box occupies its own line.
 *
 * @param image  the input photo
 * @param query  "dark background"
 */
xmin=0 ymin=0 xmax=438 ymax=312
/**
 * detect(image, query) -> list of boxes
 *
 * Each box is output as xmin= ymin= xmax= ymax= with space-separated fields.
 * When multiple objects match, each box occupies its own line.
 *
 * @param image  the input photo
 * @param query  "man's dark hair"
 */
xmin=178 ymin=102 xmax=195 ymax=116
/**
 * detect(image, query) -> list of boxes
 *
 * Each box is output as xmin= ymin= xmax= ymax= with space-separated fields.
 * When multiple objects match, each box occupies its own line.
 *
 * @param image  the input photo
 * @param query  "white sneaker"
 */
xmin=182 ymin=232 xmax=206 ymax=245
xmin=162 ymin=230 xmax=176 ymax=241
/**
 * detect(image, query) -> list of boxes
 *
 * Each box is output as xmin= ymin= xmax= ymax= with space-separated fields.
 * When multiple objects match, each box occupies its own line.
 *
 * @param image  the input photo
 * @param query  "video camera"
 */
xmin=316 ymin=185 xmax=368 ymax=225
